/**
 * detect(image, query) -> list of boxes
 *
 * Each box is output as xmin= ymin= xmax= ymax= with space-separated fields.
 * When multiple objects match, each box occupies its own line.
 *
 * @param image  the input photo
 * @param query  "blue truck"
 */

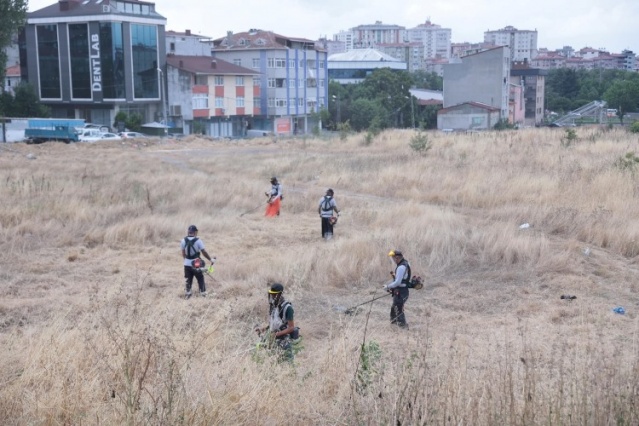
xmin=24 ymin=119 xmax=85 ymax=143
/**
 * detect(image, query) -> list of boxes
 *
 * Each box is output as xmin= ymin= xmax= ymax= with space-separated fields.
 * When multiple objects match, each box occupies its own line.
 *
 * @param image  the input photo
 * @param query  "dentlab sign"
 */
xmin=90 ymin=32 xmax=102 ymax=92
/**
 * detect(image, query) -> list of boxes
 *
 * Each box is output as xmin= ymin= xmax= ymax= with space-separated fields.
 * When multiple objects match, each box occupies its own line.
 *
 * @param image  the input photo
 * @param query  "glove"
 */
xmin=383 ymin=284 xmax=388 ymax=290
xmin=207 ymin=266 xmax=214 ymax=274
xmin=211 ymin=257 xmax=216 ymax=264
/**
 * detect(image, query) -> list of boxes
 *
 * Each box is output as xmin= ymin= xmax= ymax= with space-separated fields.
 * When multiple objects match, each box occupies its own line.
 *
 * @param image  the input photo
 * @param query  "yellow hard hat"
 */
xmin=388 ymin=250 xmax=402 ymax=257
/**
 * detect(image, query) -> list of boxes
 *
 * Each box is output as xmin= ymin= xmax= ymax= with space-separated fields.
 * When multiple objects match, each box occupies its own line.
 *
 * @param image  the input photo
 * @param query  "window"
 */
xmin=268 ymin=98 xmax=275 ymax=107
xmin=68 ymin=23 xmax=91 ymax=99
xmin=289 ymin=79 xmax=295 ymax=88
xmin=236 ymin=97 xmax=245 ymax=107
xmin=267 ymin=78 xmax=276 ymax=88
xmin=193 ymin=93 xmax=208 ymax=109
xmin=289 ymin=59 xmax=295 ymax=68
xmin=276 ymin=98 xmax=287 ymax=107
xmin=131 ymin=24 xmax=159 ymax=99
xmin=99 ymin=22 xmax=125 ymax=99
xmin=252 ymin=58 xmax=260 ymax=68
xmin=299 ymin=60 xmax=304 ymax=68
xmin=275 ymin=78 xmax=285 ymax=88
xmin=267 ymin=58 xmax=274 ymax=68
xmin=215 ymin=97 xmax=224 ymax=108
xmin=236 ymin=76 xmax=244 ymax=86
xmin=253 ymin=77 xmax=260 ymax=86
xmin=275 ymin=58 xmax=286 ymax=68
xmin=298 ymin=79 xmax=304 ymax=88
xmin=298 ymin=98 xmax=304 ymax=107
xmin=306 ymin=78 xmax=317 ymax=88
xmin=319 ymin=79 xmax=324 ymax=88
xmin=319 ymin=60 xmax=325 ymax=68
xmin=253 ymin=97 xmax=260 ymax=109
xmin=233 ymin=59 xmax=241 ymax=66
xmin=169 ymin=42 xmax=175 ymax=52
xmin=37 ymin=25 xmax=61 ymax=99
xmin=214 ymin=76 xmax=224 ymax=86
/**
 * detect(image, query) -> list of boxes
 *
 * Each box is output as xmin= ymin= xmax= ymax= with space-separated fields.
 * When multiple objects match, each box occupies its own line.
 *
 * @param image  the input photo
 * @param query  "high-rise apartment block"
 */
xmin=405 ymin=20 xmax=451 ymax=60
xmin=484 ymin=26 xmax=537 ymax=62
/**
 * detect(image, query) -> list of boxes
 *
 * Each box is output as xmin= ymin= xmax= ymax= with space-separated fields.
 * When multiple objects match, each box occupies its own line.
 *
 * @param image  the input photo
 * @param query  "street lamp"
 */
xmin=157 ymin=67 xmax=168 ymax=134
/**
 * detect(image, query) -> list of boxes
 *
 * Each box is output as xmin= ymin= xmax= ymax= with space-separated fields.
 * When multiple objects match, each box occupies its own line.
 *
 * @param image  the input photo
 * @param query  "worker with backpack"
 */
xmin=318 ymin=188 xmax=340 ymax=240
xmin=255 ymin=283 xmax=299 ymax=361
xmin=383 ymin=250 xmax=411 ymax=329
xmin=180 ymin=225 xmax=215 ymax=299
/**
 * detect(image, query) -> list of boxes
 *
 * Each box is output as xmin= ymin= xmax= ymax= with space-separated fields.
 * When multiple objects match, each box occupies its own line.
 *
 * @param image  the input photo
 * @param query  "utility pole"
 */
xmin=410 ymin=96 xmax=415 ymax=129
xmin=157 ymin=67 xmax=168 ymax=135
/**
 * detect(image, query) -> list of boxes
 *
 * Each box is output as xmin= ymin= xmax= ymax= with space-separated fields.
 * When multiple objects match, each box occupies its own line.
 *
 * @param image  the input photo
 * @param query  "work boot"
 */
xmin=184 ymin=291 xmax=192 ymax=300
xmin=200 ymin=291 xmax=207 ymax=298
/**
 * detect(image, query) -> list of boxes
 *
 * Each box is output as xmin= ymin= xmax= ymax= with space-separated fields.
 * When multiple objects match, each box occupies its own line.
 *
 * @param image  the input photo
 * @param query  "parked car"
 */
xmin=82 ymin=123 xmax=111 ymax=132
xmin=118 ymin=131 xmax=147 ymax=139
xmin=100 ymin=132 xmax=122 ymax=141
xmin=78 ymin=128 xmax=104 ymax=142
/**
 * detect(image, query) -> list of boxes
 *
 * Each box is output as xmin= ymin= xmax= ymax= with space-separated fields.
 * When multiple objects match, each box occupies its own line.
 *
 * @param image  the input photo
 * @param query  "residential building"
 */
xmin=440 ymin=46 xmax=511 ymax=129
xmin=166 ymin=29 xmax=211 ymax=56
xmin=328 ymin=48 xmax=407 ymax=84
xmin=405 ymin=20 xmax=451 ymax=61
xmin=350 ymin=22 xmax=406 ymax=49
xmin=451 ymin=41 xmax=497 ymax=59
xmin=210 ymin=29 xmax=328 ymax=135
xmin=533 ymin=47 xmax=637 ymax=71
xmin=23 ymin=0 xmax=167 ymax=128
xmin=165 ymin=55 xmax=260 ymax=137
xmin=484 ymin=26 xmax=537 ymax=62
xmin=333 ymin=30 xmax=354 ymax=51
xmin=376 ymin=42 xmax=424 ymax=72
xmin=510 ymin=61 xmax=547 ymax=125
xmin=3 ymin=64 xmax=21 ymax=94
xmin=315 ymin=37 xmax=346 ymax=57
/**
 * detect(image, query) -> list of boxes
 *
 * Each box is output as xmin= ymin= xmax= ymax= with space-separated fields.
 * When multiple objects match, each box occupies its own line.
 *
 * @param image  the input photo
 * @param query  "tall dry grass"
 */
xmin=0 ymin=127 xmax=638 ymax=425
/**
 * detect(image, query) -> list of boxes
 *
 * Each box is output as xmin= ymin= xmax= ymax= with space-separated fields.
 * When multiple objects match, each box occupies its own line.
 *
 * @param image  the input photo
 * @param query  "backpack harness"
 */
xmin=321 ymin=196 xmax=333 ymax=212
xmin=397 ymin=259 xmax=412 ymax=287
xmin=184 ymin=237 xmax=200 ymax=260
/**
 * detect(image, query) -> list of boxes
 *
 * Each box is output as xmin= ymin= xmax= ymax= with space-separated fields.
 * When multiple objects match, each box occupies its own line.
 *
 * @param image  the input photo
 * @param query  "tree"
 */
xmin=349 ymin=98 xmax=386 ymax=131
xmin=604 ymin=80 xmax=639 ymax=124
xmin=9 ymin=83 xmax=50 ymax=117
xmin=0 ymin=0 xmax=27 ymax=84
xmin=411 ymin=70 xmax=443 ymax=90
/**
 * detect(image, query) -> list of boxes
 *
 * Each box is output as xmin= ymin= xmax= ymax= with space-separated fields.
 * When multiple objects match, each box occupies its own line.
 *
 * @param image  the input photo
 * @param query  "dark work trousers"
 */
xmin=390 ymin=287 xmax=409 ymax=325
xmin=184 ymin=265 xmax=206 ymax=293
xmin=321 ymin=216 xmax=334 ymax=237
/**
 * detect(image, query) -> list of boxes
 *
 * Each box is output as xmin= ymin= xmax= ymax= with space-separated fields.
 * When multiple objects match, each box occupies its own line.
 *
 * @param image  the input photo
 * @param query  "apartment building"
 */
xmin=484 ymin=26 xmax=537 ymax=62
xmin=511 ymin=61 xmax=547 ymax=125
xmin=533 ymin=47 xmax=637 ymax=71
xmin=165 ymin=55 xmax=260 ymax=137
xmin=3 ymin=64 xmax=21 ymax=95
xmin=166 ymin=29 xmax=211 ymax=56
xmin=350 ymin=22 xmax=406 ymax=49
xmin=23 ymin=0 xmax=167 ymax=127
xmin=405 ymin=20 xmax=451 ymax=61
xmin=376 ymin=43 xmax=424 ymax=72
xmin=211 ymin=29 xmax=328 ymax=135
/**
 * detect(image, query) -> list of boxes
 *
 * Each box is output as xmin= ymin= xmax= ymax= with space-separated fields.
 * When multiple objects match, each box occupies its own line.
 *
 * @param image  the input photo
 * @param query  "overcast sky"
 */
xmin=28 ymin=0 xmax=638 ymax=53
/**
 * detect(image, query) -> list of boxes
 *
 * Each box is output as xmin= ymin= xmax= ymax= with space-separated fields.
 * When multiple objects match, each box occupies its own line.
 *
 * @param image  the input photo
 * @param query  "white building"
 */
xmin=328 ymin=48 xmax=407 ymax=84
xmin=484 ymin=26 xmax=537 ymax=62
xmin=406 ymin=20 xmax=451 ymax=60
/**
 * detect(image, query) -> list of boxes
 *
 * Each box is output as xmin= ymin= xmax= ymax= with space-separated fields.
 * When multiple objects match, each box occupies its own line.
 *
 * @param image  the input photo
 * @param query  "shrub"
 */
xmin=409 ymin=131 xmax=432 ymax=155
xmin=561 ymin=128 xmax=578 ymax=147
xmin=614 ymin=152 xmax=639 ymax=173
xmin=629 ymin=121 xmax=639 ymax=134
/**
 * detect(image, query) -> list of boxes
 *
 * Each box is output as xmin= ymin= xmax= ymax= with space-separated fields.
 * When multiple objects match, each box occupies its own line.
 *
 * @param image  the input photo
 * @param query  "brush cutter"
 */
xmin=340 ymin=293 xmax=391 ymax=315
xmin=240 ymin=201 xmax=268 ymax=217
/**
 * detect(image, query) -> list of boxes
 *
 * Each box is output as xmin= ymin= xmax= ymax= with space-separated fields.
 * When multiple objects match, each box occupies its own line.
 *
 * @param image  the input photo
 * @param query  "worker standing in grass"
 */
xmin=265 ymin=176 xmax=283 ymax=217
xmin=318 ymin=188 xmax=340 ymax=240
xmin=383 ymin=250 xmax=411 ymax=329
xmin=181 ymin=225 xmax=215 ymax=299
xmin=255 ymin=283 xmax=298 ymax=361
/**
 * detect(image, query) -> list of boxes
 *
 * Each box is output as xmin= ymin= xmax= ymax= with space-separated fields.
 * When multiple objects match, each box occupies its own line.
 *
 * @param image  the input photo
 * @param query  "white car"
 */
xmin=77 ymin=128 xmax=104 ymax=142
xmin=118 ymin=131 xmax=147 ymax=139
xmin=100 ymin=132 xmax=122 ymax=141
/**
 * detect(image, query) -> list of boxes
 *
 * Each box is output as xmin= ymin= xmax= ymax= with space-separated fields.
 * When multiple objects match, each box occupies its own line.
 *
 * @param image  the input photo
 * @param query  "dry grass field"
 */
xmin=1 ymin=127 xmax=638 ymax=425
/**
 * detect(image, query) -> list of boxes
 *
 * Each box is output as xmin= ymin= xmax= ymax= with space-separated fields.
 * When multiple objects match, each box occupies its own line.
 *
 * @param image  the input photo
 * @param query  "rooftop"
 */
xmin=166 ymin=55 xmax=259 ymax=76
xmin=328 ymin=48 xmax=401 ymax=62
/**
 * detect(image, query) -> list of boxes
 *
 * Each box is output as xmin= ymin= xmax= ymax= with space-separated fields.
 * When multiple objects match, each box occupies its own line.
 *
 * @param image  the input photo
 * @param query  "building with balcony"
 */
xmin=350 ymin=22 xmax=406 ymax=49
xmin=484 ymin=26 xmax=537 ymax=62
xmin=210 ymin=29 xmax=328 ymax=135
xmin=405 ymin=20 xmax=451 ymax=61
xmin=510 ymin=61 xmax=547 ymax=125
xmin=22 ymin=0 xmax=167 ymax=128
xmin=165 ymin=55 xmax=260 ymax=137
xmin=376 ymin=43 xmax=424 ymax=72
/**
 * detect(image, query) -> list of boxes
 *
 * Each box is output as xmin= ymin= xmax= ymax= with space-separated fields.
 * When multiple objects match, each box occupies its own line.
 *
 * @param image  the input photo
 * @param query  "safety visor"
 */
xmin=268 ymin=288 xmax=283 ymax=294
